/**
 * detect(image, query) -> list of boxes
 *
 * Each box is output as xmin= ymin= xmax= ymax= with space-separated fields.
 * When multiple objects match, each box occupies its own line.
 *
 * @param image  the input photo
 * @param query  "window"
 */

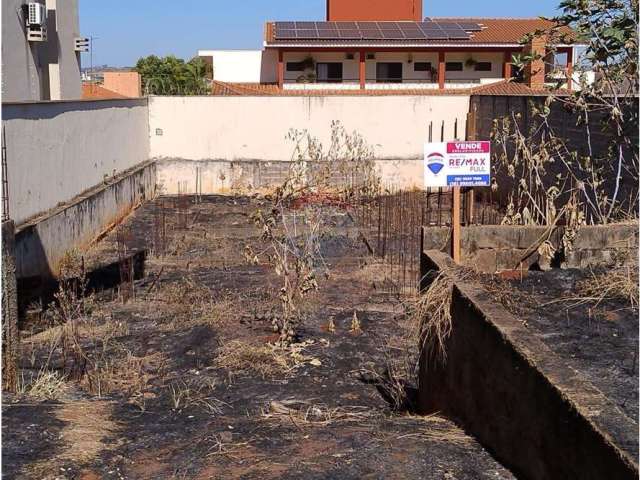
xmin=376 ymin=63 xmax=403 ymax=83
xmin=286 ymin=62 xmax=305 ymax=72
xmin=414 ymin=62 xmax=431 ymax=72
xmin=316 ymin=63 xmax=343 ymax=82
xmin=474 ymin=62 xmax=492 ymax=72
xmin=445 ymin=62 xmax=464 ymax=72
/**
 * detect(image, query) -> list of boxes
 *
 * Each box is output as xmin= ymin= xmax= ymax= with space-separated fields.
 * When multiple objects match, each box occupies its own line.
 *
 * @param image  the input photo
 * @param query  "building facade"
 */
xmin=2 ymin=0 xmax=82 ymax=102
xmin=201 ymin=0 xmax=579 ymax=93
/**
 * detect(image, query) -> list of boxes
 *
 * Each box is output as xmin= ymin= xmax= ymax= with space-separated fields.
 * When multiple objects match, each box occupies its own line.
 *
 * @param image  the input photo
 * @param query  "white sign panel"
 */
xmin=424 ymin=141 xmax=491 ymax=187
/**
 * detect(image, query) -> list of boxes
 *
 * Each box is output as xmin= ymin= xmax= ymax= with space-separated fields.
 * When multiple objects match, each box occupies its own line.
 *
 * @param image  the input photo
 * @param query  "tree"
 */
xmin=135 ymin=55 xmax=210 ymax=96
xmin=496 ymin=0 xmax=638 ymax=225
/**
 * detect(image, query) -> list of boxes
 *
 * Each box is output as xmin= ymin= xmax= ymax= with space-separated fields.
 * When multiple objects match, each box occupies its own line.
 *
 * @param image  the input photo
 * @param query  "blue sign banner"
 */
xmin=446 ymin=175 xmax=491 ymax=187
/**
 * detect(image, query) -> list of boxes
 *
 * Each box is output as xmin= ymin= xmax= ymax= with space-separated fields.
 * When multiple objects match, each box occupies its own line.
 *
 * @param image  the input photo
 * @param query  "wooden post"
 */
xmin=566 ymin=47 xmax=574 ymax=91
xmin=277 ymin=49 xmax=284 ymax=89
xmin=438 ymin=51 xmax=445 ymax=89
xmin=452 ymin=186 xmax=461 ymax=262
xmin=359 ymin=50 xmax=366 ymax=90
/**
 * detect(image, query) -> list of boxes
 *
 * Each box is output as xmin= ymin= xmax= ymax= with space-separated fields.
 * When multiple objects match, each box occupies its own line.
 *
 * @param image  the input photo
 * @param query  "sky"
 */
xmin=79 ymin=0 xmax=564 ymax=68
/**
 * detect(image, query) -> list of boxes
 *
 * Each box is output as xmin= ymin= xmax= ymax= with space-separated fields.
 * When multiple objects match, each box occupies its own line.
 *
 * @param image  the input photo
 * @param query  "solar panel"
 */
xmin=339 ymin=29 xmax=361 ymax=39
xmin=317 ymin=29 xmax=338 ymax=38
xmin=297 ymin=29 xmax=318 ymax=38
xmin=276 ymin=29 xmax=297 ymax=39
xmin=441 ymin=29 xmax=470 ymax=39
xmin=336 ymin=22 xmax=358 ymax=29
xmin=356 ymin=22 xmax=378 ymax=29
xmin=424 ymin=31 xmax=448 ymax=39
xmin=295 ymin=21 xmax=316 ymax=29
xmin=272 ymin=20 xmax=480 ymax=41
xmin=360 ymin=29 xmax=384 ymax=39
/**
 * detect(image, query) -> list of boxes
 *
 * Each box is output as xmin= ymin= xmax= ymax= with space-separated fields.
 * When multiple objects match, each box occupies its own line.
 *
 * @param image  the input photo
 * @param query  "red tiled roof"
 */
xmin=81 ymin=83 xmax=128 ymax=100
xmin=429 ymin=18 xmax=571 ymax=44
xmin=470 ymin=79 xmax=569 ymax=96
xmin=265 ymin=18 xmax=576 ymax=46
xmin=213 ymin=80 xmax=465 ymax=96
xmin=211 ymin=80 xmax=568 ymax=97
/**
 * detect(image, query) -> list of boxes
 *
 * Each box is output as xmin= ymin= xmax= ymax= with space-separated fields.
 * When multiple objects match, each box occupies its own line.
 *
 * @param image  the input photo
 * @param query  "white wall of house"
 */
xmin=199 ymin=49 xmax=278 ymax=84
xmin=441 ymin=52 xmax=504 ymax=83
xmin=279 ymin=51 xmax=504 ymax=88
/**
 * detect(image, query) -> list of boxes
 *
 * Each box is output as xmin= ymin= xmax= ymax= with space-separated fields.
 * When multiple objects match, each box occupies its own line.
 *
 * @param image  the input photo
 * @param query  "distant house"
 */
xmin=200 ymin=0 xmax=582 ymax=93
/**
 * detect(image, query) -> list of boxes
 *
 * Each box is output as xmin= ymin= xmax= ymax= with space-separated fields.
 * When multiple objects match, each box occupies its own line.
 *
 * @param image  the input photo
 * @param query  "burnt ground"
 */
xmin=3 ymin=195 xmax=514 ymax=480
xmin=486 ymin=268 xmax=638 ymax=424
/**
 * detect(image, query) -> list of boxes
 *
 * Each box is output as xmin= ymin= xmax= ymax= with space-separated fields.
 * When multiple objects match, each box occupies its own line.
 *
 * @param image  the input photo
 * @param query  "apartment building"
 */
xmin=2 ymin=0 xmax=82 ymax=102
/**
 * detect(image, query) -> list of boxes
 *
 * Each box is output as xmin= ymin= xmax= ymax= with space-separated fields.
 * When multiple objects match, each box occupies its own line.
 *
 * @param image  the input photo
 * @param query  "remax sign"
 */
xmin=424 ymin=141 xmax=491 ymax=187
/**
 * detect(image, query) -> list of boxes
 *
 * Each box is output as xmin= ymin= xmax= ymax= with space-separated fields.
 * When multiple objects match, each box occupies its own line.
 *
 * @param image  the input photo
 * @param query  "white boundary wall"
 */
xmin=3 ymin=98 xmax=150 ymax=224
xmin=149 ymin=95 xmax=470 ymax=161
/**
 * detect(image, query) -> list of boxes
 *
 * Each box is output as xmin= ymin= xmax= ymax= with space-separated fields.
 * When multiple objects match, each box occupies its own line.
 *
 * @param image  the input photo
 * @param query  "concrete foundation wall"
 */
xmin=156 ymin=158 xmax=425 ymax=194
xmin=3 ymin=98 xmax=150 ymax=224
xmin=148 ymin=95 xmax=470 ymax=185
xmin=419 ymin=250 xmax=638 ymax=480
xmin=14 ymin=161 xmax=156 ymax=281
xmin=422 ymin=224 xmax=638 ymax=272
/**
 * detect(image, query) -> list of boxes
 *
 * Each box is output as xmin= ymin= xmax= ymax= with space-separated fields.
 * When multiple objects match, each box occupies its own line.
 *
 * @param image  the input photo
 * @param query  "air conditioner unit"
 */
xmin=27 ymin=2 xmax=47 ymax=27
xmin=75 ymin=37 xmax=90 ymax=52
xmin=25 ymin=2 xmax=47 ymax=42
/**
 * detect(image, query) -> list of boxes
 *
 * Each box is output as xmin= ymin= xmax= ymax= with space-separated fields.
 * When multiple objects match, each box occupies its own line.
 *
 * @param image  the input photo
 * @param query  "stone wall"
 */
xmin=422 ymin=224 xmax=638 ymax=273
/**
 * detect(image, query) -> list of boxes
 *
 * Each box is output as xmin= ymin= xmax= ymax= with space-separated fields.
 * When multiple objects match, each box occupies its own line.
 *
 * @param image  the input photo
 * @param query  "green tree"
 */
xmin=499 ymin=0 xmax=638 ymax=224
xmin=135 ymin=55 xmax=210 ymax=96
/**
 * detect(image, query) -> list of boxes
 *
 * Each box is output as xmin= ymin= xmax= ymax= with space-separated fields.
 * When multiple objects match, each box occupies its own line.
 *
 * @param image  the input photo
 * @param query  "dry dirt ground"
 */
xmin=3 ymin=196 xmax=514 ymax=480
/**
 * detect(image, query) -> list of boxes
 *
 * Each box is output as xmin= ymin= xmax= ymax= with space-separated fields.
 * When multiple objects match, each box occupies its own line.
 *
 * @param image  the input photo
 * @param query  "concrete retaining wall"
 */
xmin=422 ymin=224 xmax=638 ymax=272
xmin=148 ymin=95 xmax=469 ymax=189
xmin=419 ymin=250 xmax=638 ymax=480
xmin=156 ymin=158 xmax=424 ymax=194
xmin=15 ymin=161 xmax=156 ymax=281
xmin=3 ymin=98 xmax=150 ymax=224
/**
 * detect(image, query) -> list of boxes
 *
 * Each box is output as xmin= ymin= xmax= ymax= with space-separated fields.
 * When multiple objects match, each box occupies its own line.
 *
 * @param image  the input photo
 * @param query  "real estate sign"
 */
xmin=424 ymin=141 xmax=491 ymax=187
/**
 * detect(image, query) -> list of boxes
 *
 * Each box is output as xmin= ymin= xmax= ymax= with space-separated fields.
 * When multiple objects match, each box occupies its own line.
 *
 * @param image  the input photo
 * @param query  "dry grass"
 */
xmin=391 ymin=413 xmax=473 ymax=447
xmin=16 ymin=370 xmax=67 ymax=400
xmin=168 ymin=378 xmax=228 ymax=415
xmin=261 ymin=399 xmax=378 ymax=427
xmin=215 ymin=341 xmax=296 ymax=380
xmin=215 ymin=339 xmax=323 ymax=380
xmin=575 ymin=264 xmax=639 ymax=310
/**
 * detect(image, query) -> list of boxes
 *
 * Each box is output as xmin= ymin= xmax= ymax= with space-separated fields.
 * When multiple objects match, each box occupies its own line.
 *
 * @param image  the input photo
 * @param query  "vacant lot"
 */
xmin=4 ymin=195 xmax=514 ymax=479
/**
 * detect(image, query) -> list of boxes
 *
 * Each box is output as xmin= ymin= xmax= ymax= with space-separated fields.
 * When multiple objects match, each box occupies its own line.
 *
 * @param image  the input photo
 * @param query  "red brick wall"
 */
xmin=326 ymin=0 xmax=422 ymax=21
xmin=524 ymin=35 xmax=546 ymax=88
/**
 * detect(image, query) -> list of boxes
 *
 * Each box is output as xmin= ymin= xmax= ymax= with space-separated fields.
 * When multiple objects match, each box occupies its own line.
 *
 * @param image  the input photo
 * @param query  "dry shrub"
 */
xmin=168 ymin=378 xmax=227 ymax=415
xmin=576 ymin=264 xmax=639 ymax=310
xmin=16 ymin=370 xmax=67 ymax=400
xmin=412 ymin=271 xmax=458 ymax=365
xmin=215 ymin=340 xmax=295 ymax=379
xmin=159 ymin=277 xmax=213 ymax=313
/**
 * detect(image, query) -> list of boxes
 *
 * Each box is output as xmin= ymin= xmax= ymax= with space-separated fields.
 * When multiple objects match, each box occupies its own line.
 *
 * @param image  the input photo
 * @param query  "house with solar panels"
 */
xmin=199 ymin=0 xmax=580 ymax=93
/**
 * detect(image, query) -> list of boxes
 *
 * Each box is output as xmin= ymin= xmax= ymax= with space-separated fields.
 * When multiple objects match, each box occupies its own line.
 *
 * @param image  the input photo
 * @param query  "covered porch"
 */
xmin=273 ymin=46 xmax=575 ymax=91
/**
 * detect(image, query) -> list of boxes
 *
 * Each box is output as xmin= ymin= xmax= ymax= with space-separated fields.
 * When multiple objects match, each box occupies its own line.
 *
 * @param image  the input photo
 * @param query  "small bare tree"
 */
xmin=250 ymin=121 xmax=379 ymax=347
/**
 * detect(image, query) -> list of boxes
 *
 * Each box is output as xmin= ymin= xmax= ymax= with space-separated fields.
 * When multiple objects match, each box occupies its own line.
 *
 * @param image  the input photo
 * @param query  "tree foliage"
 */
xmin=135 ymin=55 xmax=210 ymax=96
xmin=495 ymin=0 xmax=639 ymax=225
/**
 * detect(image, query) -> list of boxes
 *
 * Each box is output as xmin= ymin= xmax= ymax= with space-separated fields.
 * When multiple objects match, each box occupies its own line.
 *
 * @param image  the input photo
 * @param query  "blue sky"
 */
xmin=79 ymin=0 xmax=563 ymax=67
